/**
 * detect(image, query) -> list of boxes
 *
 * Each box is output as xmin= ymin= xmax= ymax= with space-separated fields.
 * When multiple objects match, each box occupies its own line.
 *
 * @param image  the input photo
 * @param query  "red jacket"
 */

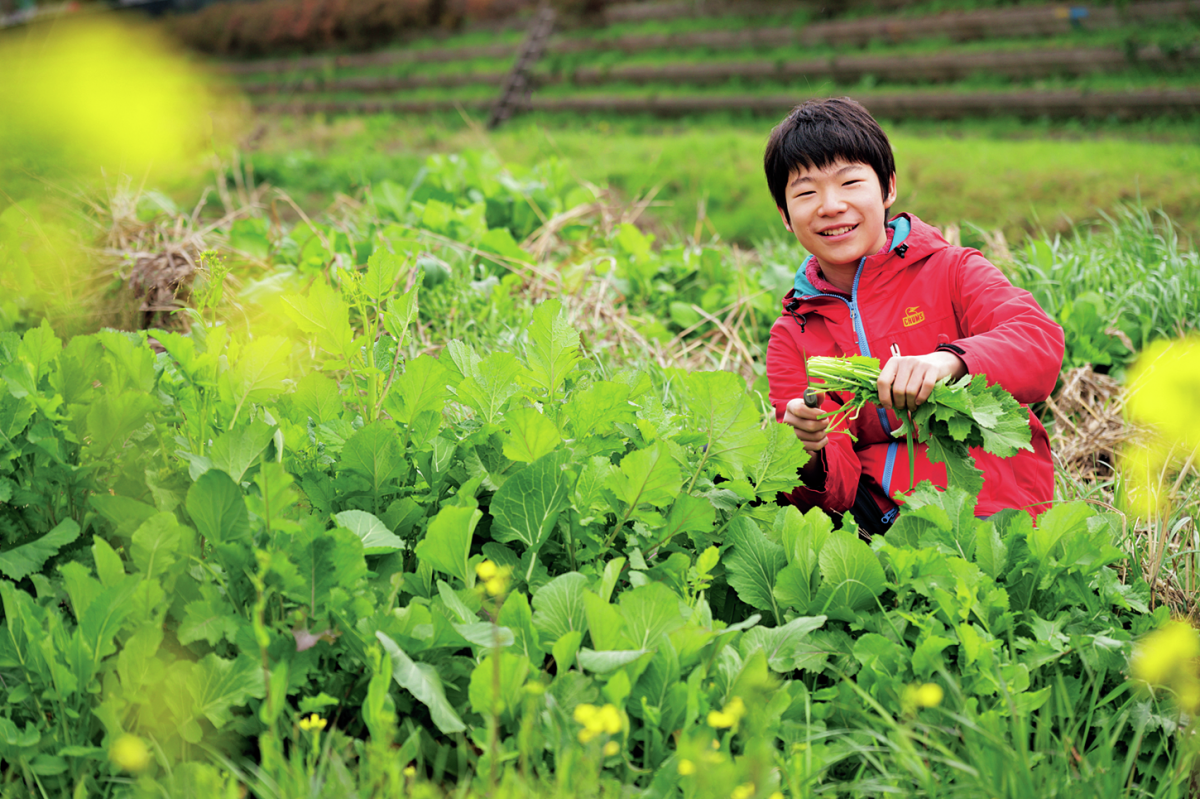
xmin=766 ymin=214 xmax=1063 ymax=519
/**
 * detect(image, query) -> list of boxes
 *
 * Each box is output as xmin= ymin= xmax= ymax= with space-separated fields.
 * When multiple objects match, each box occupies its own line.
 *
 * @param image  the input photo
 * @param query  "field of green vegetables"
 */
xmin=2 ymin=137 xmax=1200 ymax=797
xmin=4 ymin=13 xmax=1200 ymax=793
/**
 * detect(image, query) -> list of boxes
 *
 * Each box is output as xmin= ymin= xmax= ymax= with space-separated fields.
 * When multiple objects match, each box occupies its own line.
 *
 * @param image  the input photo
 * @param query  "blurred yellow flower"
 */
xmin=1124 ymin=338 xmax=1200 ymax=515
xmin=1132 ymin=621 xmax=1200 ymax=687
xmin=299 ymin=714 xmax=327 ymax=732
xmin=574 ymin=702 xmax=622 ymax=743
xmin=707 ymin=696 xmax=747 ymax=729
xmin=914 ymin=683 xmax=944 ymax=708
xmin=603 ymin=740 xmax=620 ymax=756
xmin=403 ymin=765 xmax=417 ymax=778
xmin=476 ymin=560 xmax=498 ymax=580
xmin=109 ymin=733 xmax=151 ymax=773
xmin=677 ymin=759 xmax=696 ymax=775
xmin=731 ymin=782 xmax=756 ymax=799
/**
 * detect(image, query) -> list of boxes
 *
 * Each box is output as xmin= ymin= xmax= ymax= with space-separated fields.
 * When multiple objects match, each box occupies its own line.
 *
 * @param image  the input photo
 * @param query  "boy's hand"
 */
xmin=783 ymin=393 xmax=829 ymax=452
xmin=877 ymin=352 xmax=967 ymax=411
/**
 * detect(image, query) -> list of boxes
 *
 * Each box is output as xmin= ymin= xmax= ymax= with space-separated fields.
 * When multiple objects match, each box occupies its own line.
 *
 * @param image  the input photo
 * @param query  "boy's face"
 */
xmin=777 ymin=159 xmax=897 ymax=275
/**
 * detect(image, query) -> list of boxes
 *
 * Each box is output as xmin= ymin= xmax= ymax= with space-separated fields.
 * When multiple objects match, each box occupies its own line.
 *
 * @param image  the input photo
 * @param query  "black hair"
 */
xmin=764 ymin=97 xmax=896 ymax=222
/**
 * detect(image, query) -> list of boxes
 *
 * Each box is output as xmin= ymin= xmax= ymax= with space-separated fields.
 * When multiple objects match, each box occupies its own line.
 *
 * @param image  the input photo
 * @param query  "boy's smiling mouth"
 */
xmin=818 ymin=224 xmax=858 ymax=237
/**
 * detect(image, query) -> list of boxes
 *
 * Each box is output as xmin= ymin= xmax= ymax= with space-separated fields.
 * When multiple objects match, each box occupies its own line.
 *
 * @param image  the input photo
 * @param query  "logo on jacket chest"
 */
xmin=902 ymin=306 xmax=926 ymax=327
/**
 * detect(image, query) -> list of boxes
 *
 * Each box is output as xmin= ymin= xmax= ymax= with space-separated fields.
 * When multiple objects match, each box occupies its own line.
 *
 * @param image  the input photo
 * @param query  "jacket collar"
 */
xmin=792 ymin=215 xmax=912 ymax=296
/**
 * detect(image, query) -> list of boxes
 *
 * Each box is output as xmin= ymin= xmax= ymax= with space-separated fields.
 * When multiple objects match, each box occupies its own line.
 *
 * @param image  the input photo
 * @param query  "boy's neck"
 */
xmin=813 ymin=224 xmax=893 ymax=294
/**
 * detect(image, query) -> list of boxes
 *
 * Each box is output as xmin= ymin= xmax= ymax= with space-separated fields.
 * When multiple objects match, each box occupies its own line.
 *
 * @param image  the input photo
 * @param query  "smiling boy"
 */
xmin=764 ymin=98 xmax=1064 ymax=534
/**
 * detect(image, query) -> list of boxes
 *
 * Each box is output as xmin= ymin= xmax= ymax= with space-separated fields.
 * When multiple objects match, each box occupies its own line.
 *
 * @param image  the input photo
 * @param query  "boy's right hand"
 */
xmin=783 ymin=393 xmax=828 ymax=452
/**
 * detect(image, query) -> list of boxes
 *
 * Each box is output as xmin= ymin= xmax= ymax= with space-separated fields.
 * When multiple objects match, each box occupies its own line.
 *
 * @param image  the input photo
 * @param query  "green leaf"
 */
xmin=618 ymin=582 xmax=686 ymax=650
xmin=362 ymin=249 xmax=404 ymax=301
xmin=281 ymin=520 xmax=369 ymax=615
xmin=223 ymin=335 xmax=291 ymax=414
xmin=0 ymin=519 xmax=79 ymax=581
xmin=186 ymin=470 xmax=250 ymax=547
xmin=608 ymin=442 xmax=682 ymax=510
xmin=284 ymin=281 xmax=354 ymax=363
xmin=468 ymin=652 xmax=530 ymax=717
xmin=86 ymin=392 xmax=158 ymax=456
xmin=740 ymin=615 xmax=827 ymax=672
xmin=583 ymin=590 xmax=630 ymax=651
xmin=564 ymin=381 xmax=635 ymax=440
xmin=1028 ymin=501 xmax=1094 ymax=561
xmin=178 ymin=599 xmax=238 ymax=646
xmin=725 ymin=517 xmax=786 ymax=623
xmin=339 ymin=422 xmax=407 ymax=497
xmin=415 ymin=505 xmax=481 ymax=585
xmin=207 ymin=419 xmax=276 ymax=483
xmin=130 ymin=513 xmax=185 ymax=581
xmin=382 ymin=283 xmax=420 ymax=350
xmin=660 ymin=494 xmax=716 ymax=549
xmin=552 ymin=630 xmax=583 ymax=672
xmin=334 ymin=510 xmax=405 ymax=555
xmin=455 ymin=351 xmax=524 ymax=424
xmin=577 ymin=648 xmax=649 ymax=673
xmin=685 ymin=370 xmax=762 ymax=481
xmin=525 ymin=299 xmax=583 ymax=400
xmin=502 ymin=407 xmax=562 ymax=464
xmin=91 ymin=537 xmax=125 ymax=588
xmin=532 ymin=572 xmax=589 ymax=643
xmin=499 ymin=590 xmax=542 ymax=661
xmin=388 ymin=354 xmax=449 ymax=427
xmin=292 ymin=372 xmax=342 ymax=425
xmin=748 ymin=421 xmax=809 ymax=499
xmin=376 ymin=631 xmax=466 ymax=734
xmin=186 ymin=653 xmax=266 ymax=729
xmin=815 ymin=529 xmax=886 ymax=621
xmin=490 ymin=452 xmax=571 ymax=569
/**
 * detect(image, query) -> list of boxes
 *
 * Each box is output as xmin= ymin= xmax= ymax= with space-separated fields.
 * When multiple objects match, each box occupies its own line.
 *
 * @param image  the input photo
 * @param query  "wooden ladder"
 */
xmin=487 ymin=3 xmax=556 ymax=129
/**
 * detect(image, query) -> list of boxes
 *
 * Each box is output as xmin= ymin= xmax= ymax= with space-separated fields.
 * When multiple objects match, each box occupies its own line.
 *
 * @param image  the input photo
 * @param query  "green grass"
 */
xmin=238 ymin=114 xmax=1200 ymax=246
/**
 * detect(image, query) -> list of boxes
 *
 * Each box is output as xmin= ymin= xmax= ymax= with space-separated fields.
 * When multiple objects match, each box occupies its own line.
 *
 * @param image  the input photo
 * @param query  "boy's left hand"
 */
xmin=877 ymin=351 xmax=967 ymax=411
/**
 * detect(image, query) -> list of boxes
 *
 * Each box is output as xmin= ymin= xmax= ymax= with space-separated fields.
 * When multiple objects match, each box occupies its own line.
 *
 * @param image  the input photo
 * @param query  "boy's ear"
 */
xmin=777 ymin=206 xmax=793 ymax=233
xmin=883 ymin=173 xmax=898 ymax=210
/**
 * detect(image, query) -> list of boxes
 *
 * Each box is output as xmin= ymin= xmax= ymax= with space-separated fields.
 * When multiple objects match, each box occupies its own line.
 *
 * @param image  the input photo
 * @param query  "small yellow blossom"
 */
xmin=677 ymin=759 xmax=696 ymax=775
xmin=1132 ymin=621 xmax=1200 ymax=686
xmin=109 ymin=733 xmax=151 ymax=773
xmin=299 ymin=714 xmax=328 ymax=732
xmin=476 ymin=560 xmax=498 ymax=580
xmin=603 ymin=740 xmax=620 ymax=756
xmin=574 ymin=702 xmax=623 ymax=741
xmin=403 ymin=765 xmax=417 ymax=778
xmin=711 ymin=739 xmax=721 ymax=749
xmin=731 ymin=782 xmax=755 ymax=799
xmin=914 ymin=683 xmax=944 ymax=708
xmin=769 ymin=793 xmax=784 ymax=799
xmin=707 ymin=696 xmax=747 ymax=729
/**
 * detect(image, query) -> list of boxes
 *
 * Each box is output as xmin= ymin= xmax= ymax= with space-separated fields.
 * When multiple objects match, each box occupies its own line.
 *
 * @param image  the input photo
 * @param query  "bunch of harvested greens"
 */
xmin=805 ymin=355 xmax=1033 ymax=493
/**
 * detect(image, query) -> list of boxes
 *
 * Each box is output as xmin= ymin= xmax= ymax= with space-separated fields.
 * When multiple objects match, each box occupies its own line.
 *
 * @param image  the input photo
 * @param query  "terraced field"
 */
xmin=221 ymin=0 xmax=1200 ymax=123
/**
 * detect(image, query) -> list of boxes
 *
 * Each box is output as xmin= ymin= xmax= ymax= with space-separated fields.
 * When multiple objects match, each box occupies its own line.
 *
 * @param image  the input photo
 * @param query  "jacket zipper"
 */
xmin=800 ymin=255 xmax=900 ymax=519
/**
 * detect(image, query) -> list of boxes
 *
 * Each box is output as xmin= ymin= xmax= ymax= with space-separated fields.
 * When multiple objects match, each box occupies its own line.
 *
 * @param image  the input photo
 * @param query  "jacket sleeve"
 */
xmin=766 ymin=318 xmax=862 ymax=514
xmin=945 ymin=250 xmax=1065 ymax=404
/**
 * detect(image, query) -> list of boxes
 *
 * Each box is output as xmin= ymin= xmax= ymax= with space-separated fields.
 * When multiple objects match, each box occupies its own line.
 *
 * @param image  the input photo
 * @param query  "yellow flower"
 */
xmin=574 ymin=703 xmax=599 ymax=725
xmin=299 ymin=714 xmax=328 ymax=732
xmin=711 ymin=739 xmax=721 ymax=749
xmin=769 ymin=793 xmax=784 ymax=799
xmin=1132 ymin=621 xmax=1200 ymax=686
xmin=476 ymin=560 xmax=498 ymax=580
xmin=109 ymin=733 xmax=151 ymax=773
xmin=603 ymin=740 xmax=620 ymax=756
xmin=677 ymin=759 xmax=696 ymax=775
xmin=403 ymin=765 xmax=417 ymax=778
xmin=707 ymin=695 xmax=747 ymax=729
xmin=578 ymin=728 xmax=598 ymax=744
xmin=731 ymin=782 xmax=756 ymax=799
xmin=597 ymin=704 xmax=622 ymax=734
xmin=914 ymin=683 xmax=944 ymax=708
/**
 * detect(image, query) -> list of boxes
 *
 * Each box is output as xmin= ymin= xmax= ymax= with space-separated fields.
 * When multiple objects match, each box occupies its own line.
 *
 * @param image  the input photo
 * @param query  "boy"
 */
xmin=763 ymin=98 xmax=1063 ymax=534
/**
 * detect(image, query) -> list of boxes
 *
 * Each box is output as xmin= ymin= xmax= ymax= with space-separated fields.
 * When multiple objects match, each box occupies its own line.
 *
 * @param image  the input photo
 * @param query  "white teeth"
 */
xmin=819 ymin=225 xmax=856 ymax=237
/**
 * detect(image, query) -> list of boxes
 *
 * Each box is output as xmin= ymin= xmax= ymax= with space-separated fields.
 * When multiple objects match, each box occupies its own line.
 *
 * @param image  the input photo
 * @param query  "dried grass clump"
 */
xmin=1045 ymin=365 xmax=1136 ymax=481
